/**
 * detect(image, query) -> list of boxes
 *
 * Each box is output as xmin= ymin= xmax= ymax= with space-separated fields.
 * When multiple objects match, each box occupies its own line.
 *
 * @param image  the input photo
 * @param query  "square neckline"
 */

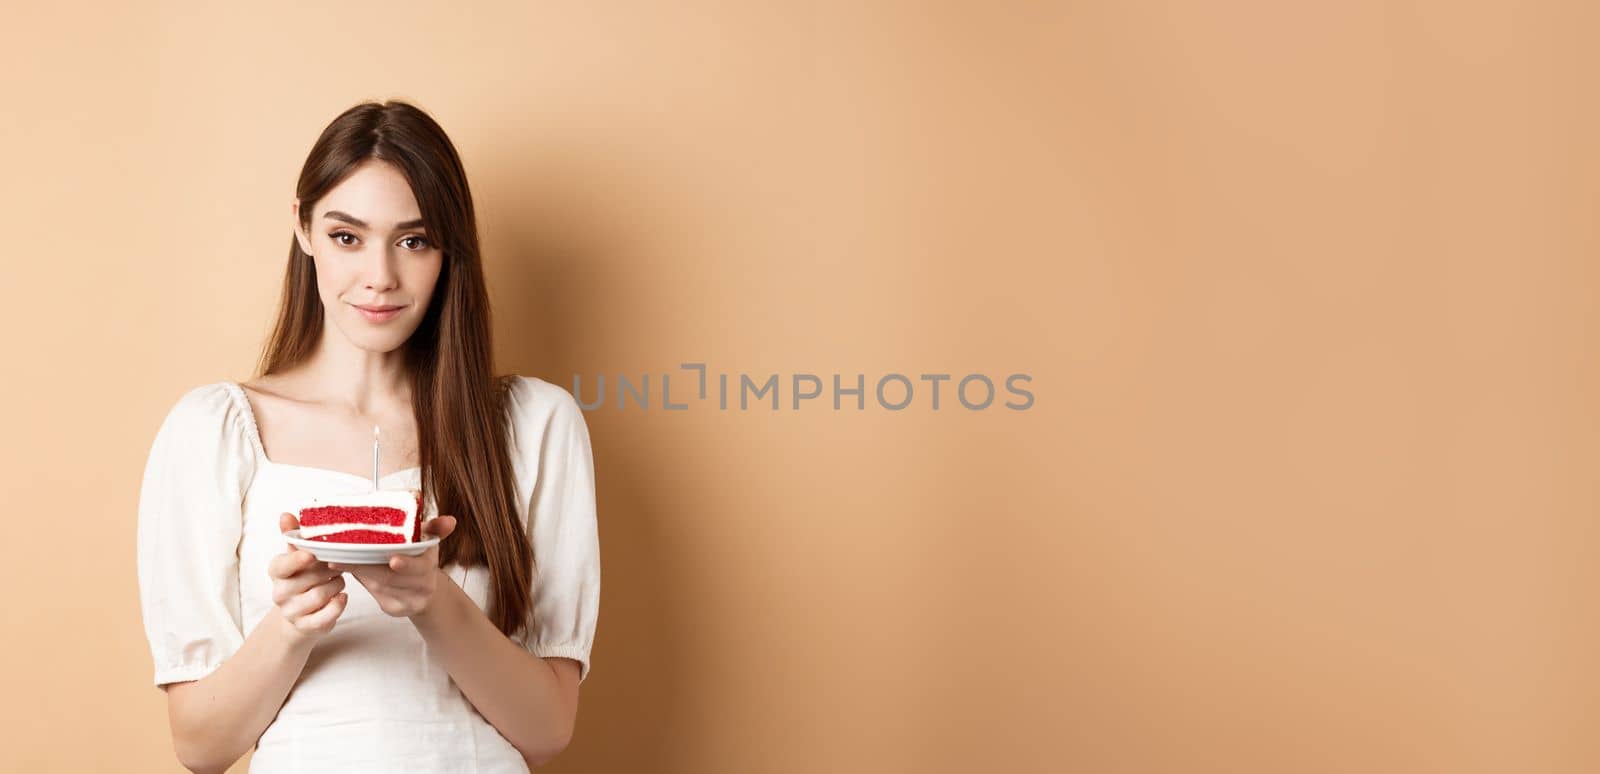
xmin=221 ymin=380 xmax=422 ymax=483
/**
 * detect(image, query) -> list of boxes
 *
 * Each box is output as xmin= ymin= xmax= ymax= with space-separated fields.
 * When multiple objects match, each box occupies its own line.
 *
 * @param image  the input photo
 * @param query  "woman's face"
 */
xmin=292 ymin=159 xmax=443 ymax=354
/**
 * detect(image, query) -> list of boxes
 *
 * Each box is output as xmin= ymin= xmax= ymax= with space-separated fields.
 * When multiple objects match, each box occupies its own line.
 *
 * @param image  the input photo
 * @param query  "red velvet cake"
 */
xmin=298 ymin=489 xmax=426 ymax=544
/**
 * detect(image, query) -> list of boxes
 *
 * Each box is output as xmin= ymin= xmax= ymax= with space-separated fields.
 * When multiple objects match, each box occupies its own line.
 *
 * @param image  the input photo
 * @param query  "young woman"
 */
xmin=135 ymin=100 xmax=599 ymax=773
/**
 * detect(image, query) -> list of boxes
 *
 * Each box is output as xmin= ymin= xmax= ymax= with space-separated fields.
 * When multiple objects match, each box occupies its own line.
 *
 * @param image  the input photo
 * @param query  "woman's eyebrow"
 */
xmin=322 ymin=210 xmax=425 ymax=230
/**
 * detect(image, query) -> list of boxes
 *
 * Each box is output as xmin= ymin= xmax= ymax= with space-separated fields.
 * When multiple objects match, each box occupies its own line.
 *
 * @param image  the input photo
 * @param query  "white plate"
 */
xmin=282 ymin=528 xmax=440 ymax=565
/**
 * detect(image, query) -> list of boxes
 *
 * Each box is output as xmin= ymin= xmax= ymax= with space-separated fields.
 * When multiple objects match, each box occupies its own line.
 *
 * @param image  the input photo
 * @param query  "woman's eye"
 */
xmin=402 ymin=236 xmax=431 ymax=250
xmin=330 ymin=231 xmax=358 ymax=246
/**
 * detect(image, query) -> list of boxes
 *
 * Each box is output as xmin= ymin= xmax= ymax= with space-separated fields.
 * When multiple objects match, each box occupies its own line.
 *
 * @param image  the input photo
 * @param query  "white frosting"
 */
xmin=300 ymin=522 xmax=412 ymax=540
xmin=299 ymin=488 xmax=422 ymax=541
xmin=308 ymin=490 xmax=420 ymax=511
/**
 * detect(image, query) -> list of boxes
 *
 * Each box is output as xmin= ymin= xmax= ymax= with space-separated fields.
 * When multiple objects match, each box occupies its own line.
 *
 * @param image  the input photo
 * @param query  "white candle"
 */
xmin=372 ymin=425 xmax=381 ymax=491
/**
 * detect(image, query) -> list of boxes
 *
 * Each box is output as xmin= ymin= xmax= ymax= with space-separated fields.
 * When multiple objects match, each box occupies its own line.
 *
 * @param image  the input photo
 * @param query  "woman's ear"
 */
xmin=291 ymin=198 xmax=314 ymax=256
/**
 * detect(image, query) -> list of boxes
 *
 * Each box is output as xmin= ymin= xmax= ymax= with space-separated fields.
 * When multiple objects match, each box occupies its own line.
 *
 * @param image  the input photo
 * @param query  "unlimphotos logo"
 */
xmin=573 ymin=363 xmax=1034 ymax=412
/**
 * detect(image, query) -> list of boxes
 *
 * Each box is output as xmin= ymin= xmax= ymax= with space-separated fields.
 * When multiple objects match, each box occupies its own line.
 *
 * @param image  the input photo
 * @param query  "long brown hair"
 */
xmin=254 ymin=100 xmax=533 ymax=641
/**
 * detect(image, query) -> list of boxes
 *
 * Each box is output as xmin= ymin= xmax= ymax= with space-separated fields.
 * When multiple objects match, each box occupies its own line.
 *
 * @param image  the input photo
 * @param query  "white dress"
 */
xmin=135 ymin=376 xmax=601 ymax=773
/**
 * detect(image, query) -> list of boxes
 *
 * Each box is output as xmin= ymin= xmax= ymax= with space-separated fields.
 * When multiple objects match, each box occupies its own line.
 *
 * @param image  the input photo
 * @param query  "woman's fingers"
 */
xmin=390 ymin=553 xmax=427 ymax=574
xmin=271 ymin=549 xmax=341 ymax=604
xmin=272 ymin=566 xmax=343 ymax=606
xmin=268 ymin=546 xmax=328 ymax=581
xmin=271 ymin=512 xmax=351 ymax=636
xmin=423 ymin=515 xmax=457 ymax=539
xmin=293 ymin=588 xmax=350 ymax=635
xmin=280 ymin=574 xmax=347 ymax=620
xmin=279 ymin=512 xmax=301 ymax=551
xmin=341 ymin=564 xmax=391 ymax=594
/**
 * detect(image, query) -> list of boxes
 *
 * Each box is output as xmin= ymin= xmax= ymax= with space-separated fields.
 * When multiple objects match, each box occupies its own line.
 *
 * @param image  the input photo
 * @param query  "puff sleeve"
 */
xmin=135 ymin=383 xmax=257 ymax=688
xmin=508 ymin=377 xmax=601 ymax=685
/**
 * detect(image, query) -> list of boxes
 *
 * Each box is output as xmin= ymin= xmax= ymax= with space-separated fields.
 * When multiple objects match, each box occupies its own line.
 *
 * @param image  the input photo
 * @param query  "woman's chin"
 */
xmin=335 ymin=326 xmax=412 ymax=354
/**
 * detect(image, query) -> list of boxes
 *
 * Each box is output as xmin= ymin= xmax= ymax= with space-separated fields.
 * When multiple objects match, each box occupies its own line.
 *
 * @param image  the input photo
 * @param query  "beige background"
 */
xmin=1 ymin=2 xmax=1595 ymax=772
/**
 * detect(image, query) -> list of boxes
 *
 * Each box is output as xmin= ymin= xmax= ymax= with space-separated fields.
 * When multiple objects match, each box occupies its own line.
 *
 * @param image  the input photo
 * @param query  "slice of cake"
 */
xmin=298 ymin=489 xmax=426 ymax=544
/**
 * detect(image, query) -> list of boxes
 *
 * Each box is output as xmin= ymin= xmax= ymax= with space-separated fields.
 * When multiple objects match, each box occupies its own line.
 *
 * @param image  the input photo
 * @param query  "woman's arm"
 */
xmin=164 ymin=582 xmax=348 ymax=774
xmin=163 ymin=519 xmax=349 ymax=772
xmin=163 ymin=607 xmax=329 ymax=772
xmin=409 ymin=571 xmax=582 ymax=767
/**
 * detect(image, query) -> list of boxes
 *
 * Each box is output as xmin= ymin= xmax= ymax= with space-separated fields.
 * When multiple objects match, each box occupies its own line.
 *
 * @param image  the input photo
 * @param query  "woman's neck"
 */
xmin=291 ymin=331 xmax=412 ymax=415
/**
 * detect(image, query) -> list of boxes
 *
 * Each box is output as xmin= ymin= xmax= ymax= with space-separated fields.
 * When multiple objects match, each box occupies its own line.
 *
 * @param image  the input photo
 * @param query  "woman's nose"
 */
xmin=362 ymin=246 xmax=400 ymax=290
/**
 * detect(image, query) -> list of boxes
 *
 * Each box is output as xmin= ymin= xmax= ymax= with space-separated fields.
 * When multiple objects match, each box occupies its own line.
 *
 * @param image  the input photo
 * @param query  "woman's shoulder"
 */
xmin=501 ymin=374 xmax=590 ymax=436
xmin=500 ymin=375 xmax=594 ymax=495
xmin=503 ymin=373 xmax=584 ymax=417
xmin=141 ymin=382 xmax=259 ymax=500
xmin=163 ymin=380 xmax=242 ymax=420
xmin=151 ymin=380 xmax=256 ymax=451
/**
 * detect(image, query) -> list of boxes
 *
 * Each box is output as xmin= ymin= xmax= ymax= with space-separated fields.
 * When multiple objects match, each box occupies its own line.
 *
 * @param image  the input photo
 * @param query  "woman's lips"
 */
xmin=352 ymin=304 xmax=405 ymax=322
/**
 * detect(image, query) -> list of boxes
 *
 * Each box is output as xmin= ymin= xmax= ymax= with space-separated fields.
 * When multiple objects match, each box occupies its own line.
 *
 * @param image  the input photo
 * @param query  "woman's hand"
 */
xmin=330 ymin=515 xmax=458 ymax=619
xmin=271 ymin=512 xmax=349 ymax=642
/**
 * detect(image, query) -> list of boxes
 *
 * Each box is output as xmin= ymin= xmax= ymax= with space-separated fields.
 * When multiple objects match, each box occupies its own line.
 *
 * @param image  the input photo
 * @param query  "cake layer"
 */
xmin=298 ymin=489 xmax=425 ymax=543
xmin=299 ymin=505 xmax=408 ymax=527
xmin=308 ymin=529 xmax=407 ymax=544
